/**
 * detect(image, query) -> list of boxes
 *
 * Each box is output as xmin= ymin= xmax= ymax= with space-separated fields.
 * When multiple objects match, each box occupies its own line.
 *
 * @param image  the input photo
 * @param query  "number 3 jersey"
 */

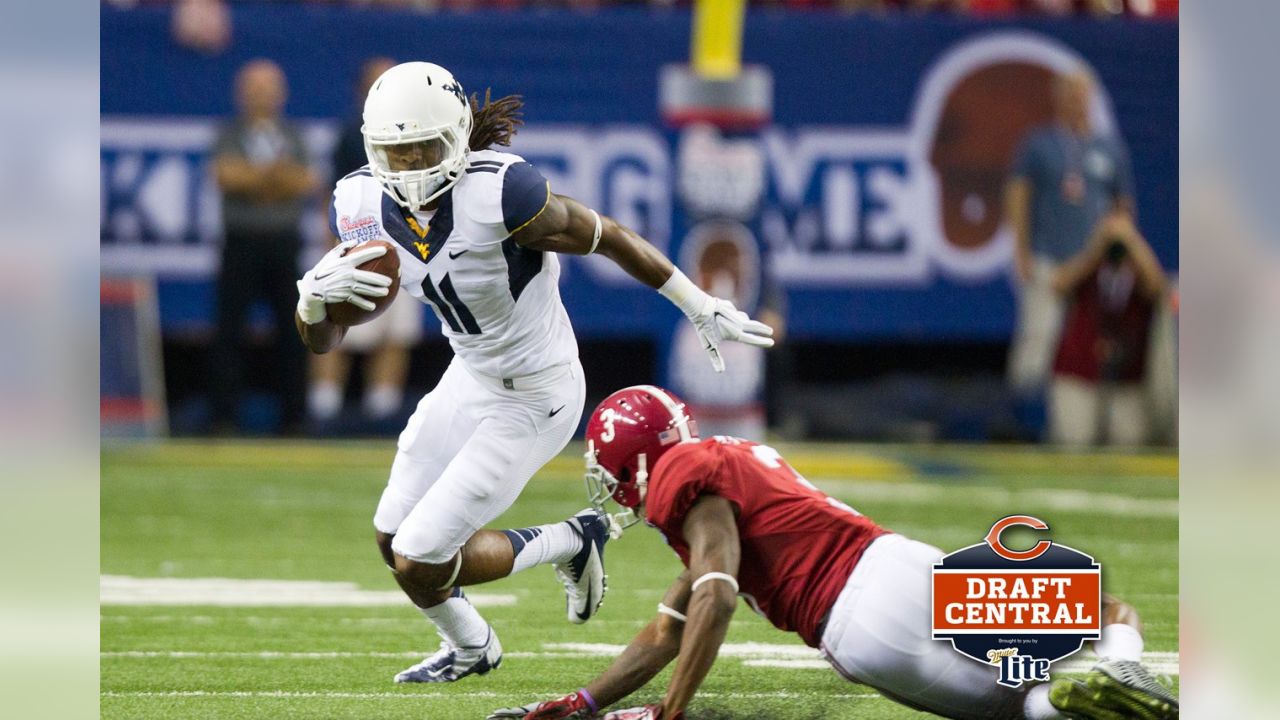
xmin=329 ymin=149 xmax=578 ymax=378
xmin=644 ymin=437 xmax=888 ymax=647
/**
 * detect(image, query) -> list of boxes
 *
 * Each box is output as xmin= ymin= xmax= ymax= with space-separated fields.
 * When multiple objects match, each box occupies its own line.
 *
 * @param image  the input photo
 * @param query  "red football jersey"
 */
xmin=644 ymin=437 xmax=887 ymax=647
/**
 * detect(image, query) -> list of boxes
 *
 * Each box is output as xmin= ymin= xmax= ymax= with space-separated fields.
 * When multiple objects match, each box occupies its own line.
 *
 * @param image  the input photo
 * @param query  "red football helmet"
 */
xmin=584 ymin=385 xmax=699 ymax=527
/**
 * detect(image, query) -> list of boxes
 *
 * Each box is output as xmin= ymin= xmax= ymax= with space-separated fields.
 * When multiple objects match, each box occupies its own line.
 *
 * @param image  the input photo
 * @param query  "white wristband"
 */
xmin=691 ymin=572 xmax=739 ymax=594
xmin=657 ymin=602 xmax=687 ymax=623
xmin=588 ymin=209 xmax=602 ymax=254
xmin=658 ymin=268 xmax=711 ymax=317
xmin=296 ymin=278 xmax=327 ymax=325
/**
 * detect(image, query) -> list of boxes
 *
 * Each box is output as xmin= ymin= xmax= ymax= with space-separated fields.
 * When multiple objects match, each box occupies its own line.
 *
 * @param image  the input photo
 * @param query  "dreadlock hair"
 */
xmin=468 ymin=89 xmax=524 ymax=152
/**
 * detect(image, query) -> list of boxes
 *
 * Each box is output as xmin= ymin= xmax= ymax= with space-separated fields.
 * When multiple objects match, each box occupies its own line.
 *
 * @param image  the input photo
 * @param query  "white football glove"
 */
xmin=601 ymin=704 xmax=665 ymax=720
xmin=486 ymin=704 xmax=541 ymax=720
xmin=659 ymin=269 xmax=774 ymax=373
xmin=295 ymin=241 xmax=393 ymax=325
xmin=687 ymin=295 xmax=775 ymax=372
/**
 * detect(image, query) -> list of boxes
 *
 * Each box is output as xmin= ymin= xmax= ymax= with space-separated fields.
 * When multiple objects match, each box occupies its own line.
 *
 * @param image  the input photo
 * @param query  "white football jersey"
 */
xmin=329 ymin=149 xmax=578 ymax=378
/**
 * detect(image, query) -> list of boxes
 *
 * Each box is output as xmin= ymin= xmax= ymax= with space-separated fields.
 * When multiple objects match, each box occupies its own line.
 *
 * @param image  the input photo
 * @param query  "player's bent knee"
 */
xmin=389 ymin=526 xmax=460 ymax=566
xmin=392 ymin=553 xmax=457 ymax=589
xmin=375 ymin=531 xmax=396 ymax=569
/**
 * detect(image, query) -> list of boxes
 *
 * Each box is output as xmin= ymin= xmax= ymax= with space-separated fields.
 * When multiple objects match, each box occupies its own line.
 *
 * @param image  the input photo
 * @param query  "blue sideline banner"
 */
xmin=100 ymin=6 xmax=1177 ymax=341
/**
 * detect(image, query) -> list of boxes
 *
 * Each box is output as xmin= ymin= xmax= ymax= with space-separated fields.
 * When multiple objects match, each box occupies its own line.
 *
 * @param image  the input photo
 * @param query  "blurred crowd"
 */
xmin=110 ymin=0 xmax=1179 ymax=19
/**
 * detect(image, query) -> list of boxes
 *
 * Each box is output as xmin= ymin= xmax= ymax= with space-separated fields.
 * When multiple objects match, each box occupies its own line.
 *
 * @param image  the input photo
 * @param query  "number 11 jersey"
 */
xmin=329 ymin=148 xmax=578 ymax=379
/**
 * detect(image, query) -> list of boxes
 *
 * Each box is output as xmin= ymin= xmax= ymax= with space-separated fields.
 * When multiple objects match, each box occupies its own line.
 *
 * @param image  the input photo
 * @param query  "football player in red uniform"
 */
xmin=489 ymin=385 xmax=1178 ymax=720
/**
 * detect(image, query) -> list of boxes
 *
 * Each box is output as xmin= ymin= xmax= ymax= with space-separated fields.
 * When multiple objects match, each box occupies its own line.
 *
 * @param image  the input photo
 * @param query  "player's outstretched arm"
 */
xmin=512 ymin=193 xmax=774 ymax=372
xmin=660 ymin=496 xmax=741 ymax=719
xmin=485 ymin=573 xmax=692 ymax=720
xmin=582 ymin=571 xmax=693 ymax=708
xmin=511 ymin=192 xmax=678 ymax=286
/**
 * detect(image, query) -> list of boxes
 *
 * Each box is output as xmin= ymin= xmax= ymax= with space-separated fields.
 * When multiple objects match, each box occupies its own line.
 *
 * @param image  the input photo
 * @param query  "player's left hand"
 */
xmin=600 ymin=704 xmax=669 ymax=720
xmin=687 ymin=296 xmax=775 ymax=373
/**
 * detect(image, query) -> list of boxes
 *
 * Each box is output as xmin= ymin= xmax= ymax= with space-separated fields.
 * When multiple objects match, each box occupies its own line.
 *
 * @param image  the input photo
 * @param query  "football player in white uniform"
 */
xmin=293 ymin=62 xmax=774 ymax=684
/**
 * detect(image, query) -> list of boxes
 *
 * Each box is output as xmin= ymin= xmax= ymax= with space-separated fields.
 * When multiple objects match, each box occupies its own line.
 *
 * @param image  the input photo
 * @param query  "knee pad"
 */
xmin=390 ymin=526 xmax=462 ymax=566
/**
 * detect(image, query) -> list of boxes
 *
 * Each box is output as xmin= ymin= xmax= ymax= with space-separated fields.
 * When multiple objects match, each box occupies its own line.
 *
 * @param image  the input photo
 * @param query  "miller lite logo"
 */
xmin=932 ymin=516 xmax=1101 ymax=688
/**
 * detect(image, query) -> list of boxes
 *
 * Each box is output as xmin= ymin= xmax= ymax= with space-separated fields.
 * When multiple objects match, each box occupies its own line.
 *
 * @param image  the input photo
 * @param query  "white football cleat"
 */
xmin=554 ymin=508 xmax=611 ymax=624
xmin=393 ymin=627 xmax=502 ymax=683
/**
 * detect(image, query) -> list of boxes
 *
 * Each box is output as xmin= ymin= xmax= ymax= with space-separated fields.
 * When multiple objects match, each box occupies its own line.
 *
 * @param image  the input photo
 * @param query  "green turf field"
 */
xmin=101 ymin=441 xmax=1178 ymax=719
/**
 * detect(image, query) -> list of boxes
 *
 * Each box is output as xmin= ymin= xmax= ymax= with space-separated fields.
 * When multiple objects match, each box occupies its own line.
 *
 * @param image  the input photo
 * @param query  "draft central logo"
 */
xmin=932 ymin=515 xmax=1101 ymax=688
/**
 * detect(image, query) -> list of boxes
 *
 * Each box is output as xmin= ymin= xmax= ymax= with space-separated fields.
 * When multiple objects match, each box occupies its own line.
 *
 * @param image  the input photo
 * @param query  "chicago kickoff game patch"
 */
xmin=932 ymin=515 xmax=1101 ymax=687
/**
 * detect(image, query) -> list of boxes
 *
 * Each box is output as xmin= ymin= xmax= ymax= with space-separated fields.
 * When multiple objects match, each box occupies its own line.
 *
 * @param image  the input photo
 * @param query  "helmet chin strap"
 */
xmin=635 ymin=452 xmax=649 ymax=506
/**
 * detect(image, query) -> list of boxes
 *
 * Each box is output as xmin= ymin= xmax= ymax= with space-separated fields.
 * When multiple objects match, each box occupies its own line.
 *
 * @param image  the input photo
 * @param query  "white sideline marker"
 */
xmin=100 ymin=575 xmax=517 ymax=608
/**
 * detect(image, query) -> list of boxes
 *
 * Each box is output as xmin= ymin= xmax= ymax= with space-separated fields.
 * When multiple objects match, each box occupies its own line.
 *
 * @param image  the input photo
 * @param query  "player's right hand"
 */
xmin=486 ymin=689 xmax=597 ymax=719
xmin=295 ymin=241 xmax=392 ymax=324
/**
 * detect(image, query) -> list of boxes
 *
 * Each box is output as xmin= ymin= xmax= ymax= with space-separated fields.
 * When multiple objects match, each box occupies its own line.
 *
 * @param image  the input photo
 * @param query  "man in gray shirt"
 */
xmin=210 ymin=59 xmax=317 ymax=434
xmin=1004 ymin=69 xmax=1135 ymax=432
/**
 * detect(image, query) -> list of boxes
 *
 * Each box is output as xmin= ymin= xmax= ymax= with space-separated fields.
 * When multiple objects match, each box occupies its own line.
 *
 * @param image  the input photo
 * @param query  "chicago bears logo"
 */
xmin=932 ymin=515 xmax=1101 ymax=688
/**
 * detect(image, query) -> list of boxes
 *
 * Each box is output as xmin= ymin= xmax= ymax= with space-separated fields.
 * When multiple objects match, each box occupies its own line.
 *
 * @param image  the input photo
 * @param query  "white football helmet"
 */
xmin=362 ymin=62 xmax=473 ymax=208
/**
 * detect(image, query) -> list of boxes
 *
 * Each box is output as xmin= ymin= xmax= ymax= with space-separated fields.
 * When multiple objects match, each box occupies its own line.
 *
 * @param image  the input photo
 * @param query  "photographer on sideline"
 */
xmin=1048 ymin=212 xmax=1167 ymax=446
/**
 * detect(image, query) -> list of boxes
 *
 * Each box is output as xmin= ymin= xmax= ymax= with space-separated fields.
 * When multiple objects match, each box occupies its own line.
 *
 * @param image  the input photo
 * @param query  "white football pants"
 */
xmin=374 ymin=357 xmax=585 ymax=564
xmin=820 ymin=534 xmax=1029 ymax=720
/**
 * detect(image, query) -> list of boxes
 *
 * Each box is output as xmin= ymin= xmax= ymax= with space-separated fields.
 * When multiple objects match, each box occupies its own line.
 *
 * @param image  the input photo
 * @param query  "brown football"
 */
xmin=325 ymin=239 xmax=401 ymax=327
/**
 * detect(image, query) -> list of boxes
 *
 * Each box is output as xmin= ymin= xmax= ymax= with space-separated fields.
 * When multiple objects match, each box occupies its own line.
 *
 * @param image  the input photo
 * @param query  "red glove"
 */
xmin=525 ymin=689 xmax=598 ymax=719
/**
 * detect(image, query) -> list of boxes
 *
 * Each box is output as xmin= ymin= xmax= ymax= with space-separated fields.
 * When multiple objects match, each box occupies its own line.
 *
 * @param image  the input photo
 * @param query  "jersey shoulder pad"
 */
xmin=455 ymin=150 xmax=551 ymax=246
xmin=329 ymin=169 xmax=385 ymax=243
xmin=644 ymin=442 xmax=725 ymax=532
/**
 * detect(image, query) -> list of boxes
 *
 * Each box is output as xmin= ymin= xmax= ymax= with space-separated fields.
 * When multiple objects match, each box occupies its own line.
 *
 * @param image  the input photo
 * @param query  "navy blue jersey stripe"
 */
xmin=465 ymin=166 xmax=500 ymax=174
xmin=469 ymin=160 xmax=503 ymax=167
xmin=439 ymin=273 xmax=482 ymax=334
xmin=342 ymin=165 xmax=372 ymax=180
xmin=327 ymin=199 xmax=339 ymax=238
xmin=380 ymin=190 xmax=453 ymax=266
xmin=420 ymin=277 xmax=463 ymax=333
xmin=502 ymin=237 xmax=544 ymax=303
xmin=502 ymin=162 xmax=551 ymax=233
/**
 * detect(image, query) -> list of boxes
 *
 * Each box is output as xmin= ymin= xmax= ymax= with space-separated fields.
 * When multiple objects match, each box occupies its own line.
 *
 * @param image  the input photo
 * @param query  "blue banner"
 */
xmin=101 ymin=5 xmax=1177 ymax=341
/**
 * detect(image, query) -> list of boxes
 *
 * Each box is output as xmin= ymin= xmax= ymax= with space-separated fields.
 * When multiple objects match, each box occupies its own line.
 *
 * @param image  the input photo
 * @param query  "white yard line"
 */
xmin=543 ymin=642 xmax=820 ymax=659
xmin=812 ymin=479 xmax=1178 ymax=519
xmin=100 ymin=575 xmax=516 ymax=608
xmin=102 ymin=645 xmax=1179 ymax=676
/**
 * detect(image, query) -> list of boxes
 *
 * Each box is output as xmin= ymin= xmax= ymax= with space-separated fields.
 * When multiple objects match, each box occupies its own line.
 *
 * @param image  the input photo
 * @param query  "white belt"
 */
xmin=462 ymin=359 xmax=575 ymax=392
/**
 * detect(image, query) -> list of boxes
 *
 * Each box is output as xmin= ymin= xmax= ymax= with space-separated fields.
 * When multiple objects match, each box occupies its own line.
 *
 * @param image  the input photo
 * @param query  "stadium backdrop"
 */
xmin=101 ymin=5 xmax=1177 ymax=344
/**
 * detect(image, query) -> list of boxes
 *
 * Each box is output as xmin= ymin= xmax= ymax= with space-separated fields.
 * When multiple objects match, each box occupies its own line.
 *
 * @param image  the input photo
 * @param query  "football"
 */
xmin=326 ymin=239 xmax=401 ymax=327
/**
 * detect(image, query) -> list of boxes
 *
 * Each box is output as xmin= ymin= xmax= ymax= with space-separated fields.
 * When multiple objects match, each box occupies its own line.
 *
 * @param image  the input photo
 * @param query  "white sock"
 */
xmin=1094 ymin=622 xmax=1145 ymax=662
xmin=503 ymin=521 xmax=584 ymax=575
xmin=309 ymin=383 xmax=342 ymax=420
xmin=363 ymin=384 xmax=402 ymax=419
xmin=1023 ymin=683 xmax=1067 ymax=720
xmin=421 ymin=589 xmax=490 ymax=649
